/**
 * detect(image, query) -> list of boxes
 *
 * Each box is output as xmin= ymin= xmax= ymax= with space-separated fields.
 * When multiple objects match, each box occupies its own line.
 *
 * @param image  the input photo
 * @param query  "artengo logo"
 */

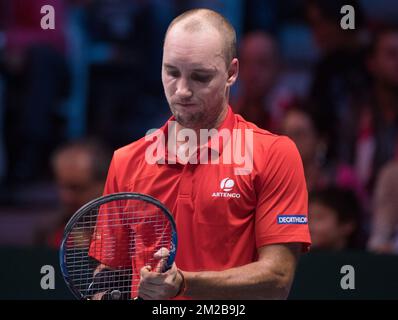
xmin=212 ymin=192 xmax=241 ymax=198
xmin=277 ymin=215 xmax=308 ymax=224
xmin=212 ymin=177 xmax=241 ymax=198
xmin=220 ymin=178 xmax=234 ymax=191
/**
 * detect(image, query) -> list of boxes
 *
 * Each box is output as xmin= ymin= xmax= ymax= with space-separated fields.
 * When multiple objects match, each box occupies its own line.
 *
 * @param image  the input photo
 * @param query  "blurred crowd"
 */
xmin=0 ymin=0 xmax=398 ymax=255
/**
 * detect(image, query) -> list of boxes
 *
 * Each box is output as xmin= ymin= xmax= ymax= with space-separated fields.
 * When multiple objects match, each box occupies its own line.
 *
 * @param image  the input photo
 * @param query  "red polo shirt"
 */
xmin=89 ymin=106 xmax=311 ymax=294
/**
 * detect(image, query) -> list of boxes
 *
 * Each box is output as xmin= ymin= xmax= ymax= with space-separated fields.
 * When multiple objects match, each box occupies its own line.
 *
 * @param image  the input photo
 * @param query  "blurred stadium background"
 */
xmin=0 ymin=0 xmax=398 ymax=299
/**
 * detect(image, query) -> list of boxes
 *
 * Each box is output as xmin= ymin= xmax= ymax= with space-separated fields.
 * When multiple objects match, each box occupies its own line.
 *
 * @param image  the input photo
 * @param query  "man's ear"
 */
xmin=226 ymin=58 xmax=239 ymax=87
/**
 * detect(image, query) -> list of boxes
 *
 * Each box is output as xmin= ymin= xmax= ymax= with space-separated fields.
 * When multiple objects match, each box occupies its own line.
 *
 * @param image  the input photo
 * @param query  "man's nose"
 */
xmin=175 ymin=78 xmax=193 ymax=98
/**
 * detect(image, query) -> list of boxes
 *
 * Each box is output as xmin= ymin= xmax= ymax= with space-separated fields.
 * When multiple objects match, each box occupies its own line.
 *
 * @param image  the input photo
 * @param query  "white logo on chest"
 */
xmin=220 ymin=177 xmax=234 ymax=191
xmin=212 ymin=177 xmax=241 ymax=198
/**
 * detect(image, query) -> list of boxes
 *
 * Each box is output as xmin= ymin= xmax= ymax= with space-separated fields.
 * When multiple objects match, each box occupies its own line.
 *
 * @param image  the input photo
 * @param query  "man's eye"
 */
xmin=167 ymin=71 xmax=180 ymax=78
xmin=192 ymin=74 xmax=212 ymax=83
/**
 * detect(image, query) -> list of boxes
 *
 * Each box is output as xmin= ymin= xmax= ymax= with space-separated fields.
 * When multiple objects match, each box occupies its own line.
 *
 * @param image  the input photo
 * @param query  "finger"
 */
xmin=154 ymin=248 xmax=170 ymax=272
xmin=140 ymin=265 xmax=152 ymax=277
xmin=140 ymin=264 xmax=169 ymax=285
xmin=139 ymin=281 xmax=166 ymax=292
xmin=160 ymin=262 xmax=177 ymax=278
xmin=141 ymin=272 xmax=168 ymax=284
xmin=165 ymin=262 xmax=178 ymax=274
xmin=91 ymin=292 xmax=107 ymax=300
xmin=154 ymin=247 xmax=170 ymax=259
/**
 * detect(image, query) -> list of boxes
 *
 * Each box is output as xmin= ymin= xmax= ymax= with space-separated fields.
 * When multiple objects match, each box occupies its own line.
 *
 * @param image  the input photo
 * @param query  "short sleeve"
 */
xmin=255 ymin=136 xmax=311 ymax=252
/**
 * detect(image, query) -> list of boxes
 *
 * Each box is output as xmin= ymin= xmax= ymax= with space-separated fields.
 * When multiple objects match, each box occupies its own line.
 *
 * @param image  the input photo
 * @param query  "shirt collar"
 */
xmin=153 ymin=105 xmax=236 ymax=165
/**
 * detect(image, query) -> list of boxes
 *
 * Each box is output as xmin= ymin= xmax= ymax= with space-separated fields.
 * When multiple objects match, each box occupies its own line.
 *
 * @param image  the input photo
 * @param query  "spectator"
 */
xmin=305 ymin=0 xmax=369 ymax=164
xmin=355 ymin=25 xmax=398 ymax=190
xmin=0 ymin=0 xmax=70 ymax=184
xmin=35 ymin=139 xmax=112 ymax=249
xmin=281 ymin=106 xmax=365 ymax=201
xmin=232 ymin=31 xmax=293 ymax=131
xmin=84 ymin=0 xmax=169 ymax=149
xmin=368 ymin=160 xmax=398 ymax=254
xmin=309 ymin=187 xmax=365 ymax=251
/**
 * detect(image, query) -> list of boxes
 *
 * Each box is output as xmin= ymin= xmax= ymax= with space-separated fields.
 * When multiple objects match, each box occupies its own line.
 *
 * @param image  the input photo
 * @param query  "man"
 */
xmin=1 ymin=0 xmax=70 ymax=184
xmin=35 ymin=139 xmax=112 ymax=248
xmin=305 ymin=0 xmax=369 ymax=165
xmin=309 ymin=187 xmax=363 ymax=251
xmin=91 ymin=8 xmax=311 ymax=300
xmin=355 ymin=25 xmax=398 ymax=191
xmin=232 ymin=31 xmax=290 ymax=132
xmin=368 ymin=160 xmax=398 ymax=254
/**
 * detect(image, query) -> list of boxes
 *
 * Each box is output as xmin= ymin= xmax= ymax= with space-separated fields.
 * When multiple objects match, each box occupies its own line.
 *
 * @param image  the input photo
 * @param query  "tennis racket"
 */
xmin=59 ymin=192 xmax=177 ymax=300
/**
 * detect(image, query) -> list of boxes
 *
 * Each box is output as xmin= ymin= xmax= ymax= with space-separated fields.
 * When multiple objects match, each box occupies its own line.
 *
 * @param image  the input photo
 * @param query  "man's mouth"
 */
xmin=175 ymin=102 xmax=197 ymax=108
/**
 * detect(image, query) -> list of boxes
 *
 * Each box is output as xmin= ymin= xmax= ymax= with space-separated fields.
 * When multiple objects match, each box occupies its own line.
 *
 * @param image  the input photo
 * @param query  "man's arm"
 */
xmin=139 ymin=243 xmax=302 ymax=300
xmin=183 ymin=243 xmax=301 ymax=300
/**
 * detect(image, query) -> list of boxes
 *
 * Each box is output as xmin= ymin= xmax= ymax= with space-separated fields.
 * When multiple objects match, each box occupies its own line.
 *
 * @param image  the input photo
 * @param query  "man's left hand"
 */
xmin=138 ymin=249 xmax=183 ymax=300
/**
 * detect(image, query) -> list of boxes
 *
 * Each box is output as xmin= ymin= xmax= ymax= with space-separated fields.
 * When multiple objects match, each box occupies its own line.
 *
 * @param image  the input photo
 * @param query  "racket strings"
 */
xmin=64 ymin=199 xmax=173 ymax=299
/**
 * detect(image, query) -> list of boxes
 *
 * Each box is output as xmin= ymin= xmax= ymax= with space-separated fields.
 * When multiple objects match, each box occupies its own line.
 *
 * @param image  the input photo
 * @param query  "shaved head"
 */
xmin=165 ymin=8 xmax=237 ymax=68
xmin=162 ymin=9 xmax=239 ymax=130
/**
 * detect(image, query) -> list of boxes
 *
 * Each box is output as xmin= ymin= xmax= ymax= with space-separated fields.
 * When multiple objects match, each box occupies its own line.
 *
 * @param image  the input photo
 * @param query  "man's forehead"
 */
xmin=165 ymin=24 xmax=222 ymax=51
xmin=164 ymin=29 xmax=224 ymax=66
xmin=166 ymin=17 xmax=220 ymax=38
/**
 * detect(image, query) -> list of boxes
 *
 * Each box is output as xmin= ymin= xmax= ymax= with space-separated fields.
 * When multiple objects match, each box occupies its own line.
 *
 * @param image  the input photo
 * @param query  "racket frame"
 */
xmin=59 ymin=192 xmax=178 ymax=300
